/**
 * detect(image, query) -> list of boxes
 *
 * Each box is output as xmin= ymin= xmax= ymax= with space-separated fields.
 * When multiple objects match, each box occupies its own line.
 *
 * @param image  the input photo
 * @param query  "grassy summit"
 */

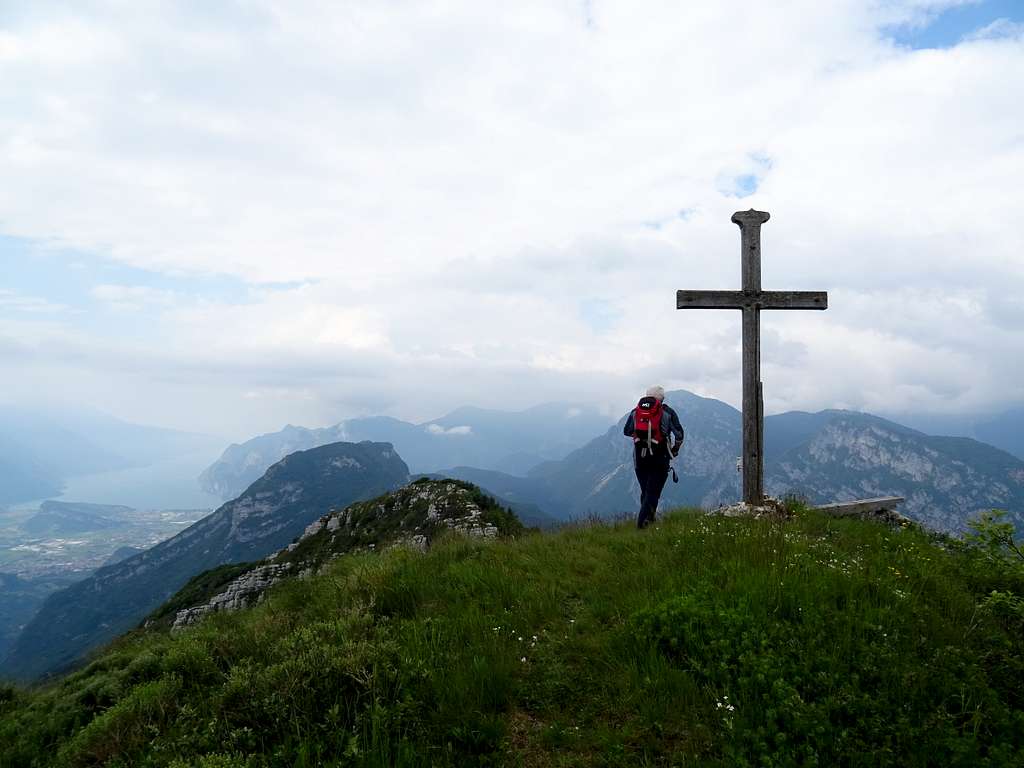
xmin=1 ymin=508 xmax=1022 ymax=767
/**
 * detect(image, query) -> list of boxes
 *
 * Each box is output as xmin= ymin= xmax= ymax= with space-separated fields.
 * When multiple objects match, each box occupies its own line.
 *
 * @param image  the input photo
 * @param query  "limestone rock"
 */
xmin=167 ymin=478 xmax=522 ymax=629
xmin=172 ymin=562 xmax=293 ymax=630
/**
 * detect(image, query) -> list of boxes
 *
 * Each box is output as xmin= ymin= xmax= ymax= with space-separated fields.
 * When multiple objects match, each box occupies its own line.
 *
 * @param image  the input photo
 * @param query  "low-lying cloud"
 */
xmin=425 ymin=425 xmax=474 ymax=437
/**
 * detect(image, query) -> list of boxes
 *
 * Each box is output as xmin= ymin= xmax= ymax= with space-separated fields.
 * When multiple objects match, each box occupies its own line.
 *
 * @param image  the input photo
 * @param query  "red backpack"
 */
xmin=633 ymin=396 xmax=664 ymax=448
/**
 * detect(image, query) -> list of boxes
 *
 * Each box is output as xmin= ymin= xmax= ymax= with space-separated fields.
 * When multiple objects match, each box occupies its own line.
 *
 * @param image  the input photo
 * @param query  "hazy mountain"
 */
xmin=888 ymin=406 xmax=1024 ymax=462
xmin=20 ymin=501 xmax=133 ymax=537
xmin=199 ymin=403 xmax=610 ymax=500
xmin=974 ymin=408 xmax=1024 ymax=462
xmin=1 ymin=441 xmax=409 ymax=681
xmin=764 ymin=412 xmax=1024 ymax=531
xmin=198 ymin=423 xmax=351 ymax=499
xmin=0 ymin=572 xmax=81 ymax=663
xmin=101 ymin=546 xmax=145 ymax=567
xmin=0 ymin=453 xmax=61 ymax=506
xmin=0 ymin=406 xmax=223 ymax=505
xmin=42 ymin=406 xmax=224 ymax=467
xmin=0 ymin=410 xmax=119 ymax=504
xmin=439 ymin=391 xmax=737 ymax=518
xmin=441 ymin=391 xmax=1024 ymax=533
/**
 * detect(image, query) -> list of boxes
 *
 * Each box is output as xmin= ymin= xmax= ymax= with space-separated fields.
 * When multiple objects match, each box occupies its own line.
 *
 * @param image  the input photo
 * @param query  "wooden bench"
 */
xmin=812 ymin=496 xmax=906 ymax=519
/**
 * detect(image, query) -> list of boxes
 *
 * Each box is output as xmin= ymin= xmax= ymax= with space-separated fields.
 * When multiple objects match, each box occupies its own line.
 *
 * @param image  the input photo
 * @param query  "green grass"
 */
xmin=1 ymin=509 xmax=1022 ymax=767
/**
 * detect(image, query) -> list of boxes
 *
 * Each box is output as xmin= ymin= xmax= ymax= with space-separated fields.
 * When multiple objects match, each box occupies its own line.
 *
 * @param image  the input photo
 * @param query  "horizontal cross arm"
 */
xmin=676 ymin=290 xmax=746 ymax=309
xmin=676 ymin=290 xmax=827 ymax=310
xmin=760 ymin=290 xmax=828 ymax=310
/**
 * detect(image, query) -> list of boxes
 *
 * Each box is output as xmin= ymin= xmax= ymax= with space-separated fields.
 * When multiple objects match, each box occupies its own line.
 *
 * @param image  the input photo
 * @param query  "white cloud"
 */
xmin=966 ymin=18 xmax=1024 ymax=41
xmin=92 ymin=284 xmax=179 ymax=311
xmin=426 ymin=424 xmax=473 ymax=436
xmin=0 ymin=289 xmax=66 ymax=314
xmin=1 ymin=0 xmax=1022 ymax=435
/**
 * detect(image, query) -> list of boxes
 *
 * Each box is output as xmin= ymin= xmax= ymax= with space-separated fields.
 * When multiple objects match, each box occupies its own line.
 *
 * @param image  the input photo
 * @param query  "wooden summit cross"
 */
xmin=677 ymin=210 xmax=827 ymax=506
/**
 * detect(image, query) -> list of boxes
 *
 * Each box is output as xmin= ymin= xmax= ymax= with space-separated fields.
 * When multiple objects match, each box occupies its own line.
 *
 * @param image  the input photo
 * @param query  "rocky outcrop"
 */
xmin=765 ymin=415 xmax=1024 ymax=532
xmin=170 ymin=479 xmax=521 ymax=629
xmin=172 ymin=563 xmax=294 ymax=629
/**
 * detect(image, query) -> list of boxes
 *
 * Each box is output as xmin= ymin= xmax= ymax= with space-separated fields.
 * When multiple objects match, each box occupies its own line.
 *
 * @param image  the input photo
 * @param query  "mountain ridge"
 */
xmin=198 ymin=403 xmax=611 ymax=500
xmin=438 ymin=392 xmax=1024 ymax=533
xmin=156 ymin=477 xmax=524 ymax=631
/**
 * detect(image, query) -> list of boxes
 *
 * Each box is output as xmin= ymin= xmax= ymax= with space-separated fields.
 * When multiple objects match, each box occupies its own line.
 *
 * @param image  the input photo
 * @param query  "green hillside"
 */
xmin=2 ymin=509 xmax=1022 ymax=767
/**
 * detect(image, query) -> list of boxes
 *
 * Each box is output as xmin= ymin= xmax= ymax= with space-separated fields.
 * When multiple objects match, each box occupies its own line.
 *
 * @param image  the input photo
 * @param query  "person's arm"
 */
xmin=666 ymin=408 xmax=684 ymax=455
xmin=623 ymin=411 xmax=635 ymax=437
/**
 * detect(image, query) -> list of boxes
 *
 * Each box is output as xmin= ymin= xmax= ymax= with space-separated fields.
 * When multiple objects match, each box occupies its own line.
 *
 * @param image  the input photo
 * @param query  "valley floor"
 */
xmin=2 ymin=509 xmax=1023 ymax=767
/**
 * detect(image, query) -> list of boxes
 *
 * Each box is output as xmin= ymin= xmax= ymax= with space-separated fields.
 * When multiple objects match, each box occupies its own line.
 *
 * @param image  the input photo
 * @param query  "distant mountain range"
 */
xmin=887 ymin=407 xmax=1024 ymax=462
xmin=6 ymin=392 xmax=1024 ymax=682
xmin=199 ymin=393 xmax=1024 ymax=535
xmin=439 ymin=391 xmax=1024 ymax=534
xmin=0 ymin=406 xmax=222 ymax=505
xmin=198 ymin=403 xmax=610 ymax=500
xmin=20 ymin=501 xmax=133 ymax=537
xmin=1 ymin=441 xmax=410 ymax=681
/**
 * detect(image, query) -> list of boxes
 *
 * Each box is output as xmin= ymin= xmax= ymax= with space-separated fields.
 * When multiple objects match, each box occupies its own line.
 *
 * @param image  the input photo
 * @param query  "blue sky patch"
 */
xmin=887 ymin=0 xmax=1024 ymax=49
xmin=1 ymin=235 xmax=252 ymax=310
xmin=579 ymin=298 xmax=622 ymax=334
xmin=0 ymin=235 xmax=256 ymax=339
xmin=642 ymin=207 xmax=698 ymax=231
xmin=721 ymin=174 xmax=760 ymax=199
xmin=717 ymin=153 xmax=771 ymax=199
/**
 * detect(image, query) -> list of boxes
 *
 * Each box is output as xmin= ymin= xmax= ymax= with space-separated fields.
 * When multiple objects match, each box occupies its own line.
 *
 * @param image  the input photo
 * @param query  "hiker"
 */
xmin=623 ymin=386 xmax=684 ymax=529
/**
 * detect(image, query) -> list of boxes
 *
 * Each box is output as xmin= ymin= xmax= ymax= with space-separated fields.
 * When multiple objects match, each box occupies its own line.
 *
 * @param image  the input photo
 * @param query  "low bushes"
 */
xmin=1 ymin=509 xmax=1022 ymax=766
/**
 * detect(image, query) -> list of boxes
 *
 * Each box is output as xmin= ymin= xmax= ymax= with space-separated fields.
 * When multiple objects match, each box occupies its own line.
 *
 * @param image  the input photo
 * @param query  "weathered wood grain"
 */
xmin=676 ymin=290 xmax=827 ymax=310
xmin=812 ymin=497 xmax=906 ymax=517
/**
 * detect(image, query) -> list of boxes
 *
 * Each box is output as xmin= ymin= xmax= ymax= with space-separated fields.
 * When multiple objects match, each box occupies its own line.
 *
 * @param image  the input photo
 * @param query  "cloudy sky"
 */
xmin=2 ymin=0 xmax=1022 ymax=440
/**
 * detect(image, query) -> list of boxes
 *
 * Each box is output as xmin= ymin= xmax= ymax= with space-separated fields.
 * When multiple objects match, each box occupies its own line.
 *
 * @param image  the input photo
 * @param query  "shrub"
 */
xmin=633 ymin=584 xmax=1022 ymax=767
xmin=59 ymin=675 xmax=182 ymax=767
xmin=4 ymin=510 xmax=1023 ymax=767
xmin=161 ymin=637 xmax=220 ymax=686
xmin=168 ymin=754 xmax=255 ymax=768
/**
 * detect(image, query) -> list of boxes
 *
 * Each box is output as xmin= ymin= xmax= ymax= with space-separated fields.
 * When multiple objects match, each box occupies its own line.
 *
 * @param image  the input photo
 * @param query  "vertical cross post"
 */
xmin=735 ymin=209 xmax=770 ymax=506
xmin=676 ymin=210 xmax=827 ymax=507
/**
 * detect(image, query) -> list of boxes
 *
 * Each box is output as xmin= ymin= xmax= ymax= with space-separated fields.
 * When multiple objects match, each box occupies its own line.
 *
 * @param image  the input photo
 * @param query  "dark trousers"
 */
xmin=634 ymin=445 xmax=670 ymax=529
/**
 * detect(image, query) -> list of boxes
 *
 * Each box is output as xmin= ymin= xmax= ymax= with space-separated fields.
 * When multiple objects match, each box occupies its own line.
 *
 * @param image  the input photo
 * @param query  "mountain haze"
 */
xmin=975 ymin=407 xmax=1024 ymax=462
xmin=889 ymin=407 xmax=1024 ymax=462
xmin=20 ymin=501 xmax=131 ymax=537
xmin=0 ymin=406 xmax=222 ymax=505
xmin=1 ymin=441 xmax=409 ymax=681
xmin=199 ymin=403 xmax=610 ymax=500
